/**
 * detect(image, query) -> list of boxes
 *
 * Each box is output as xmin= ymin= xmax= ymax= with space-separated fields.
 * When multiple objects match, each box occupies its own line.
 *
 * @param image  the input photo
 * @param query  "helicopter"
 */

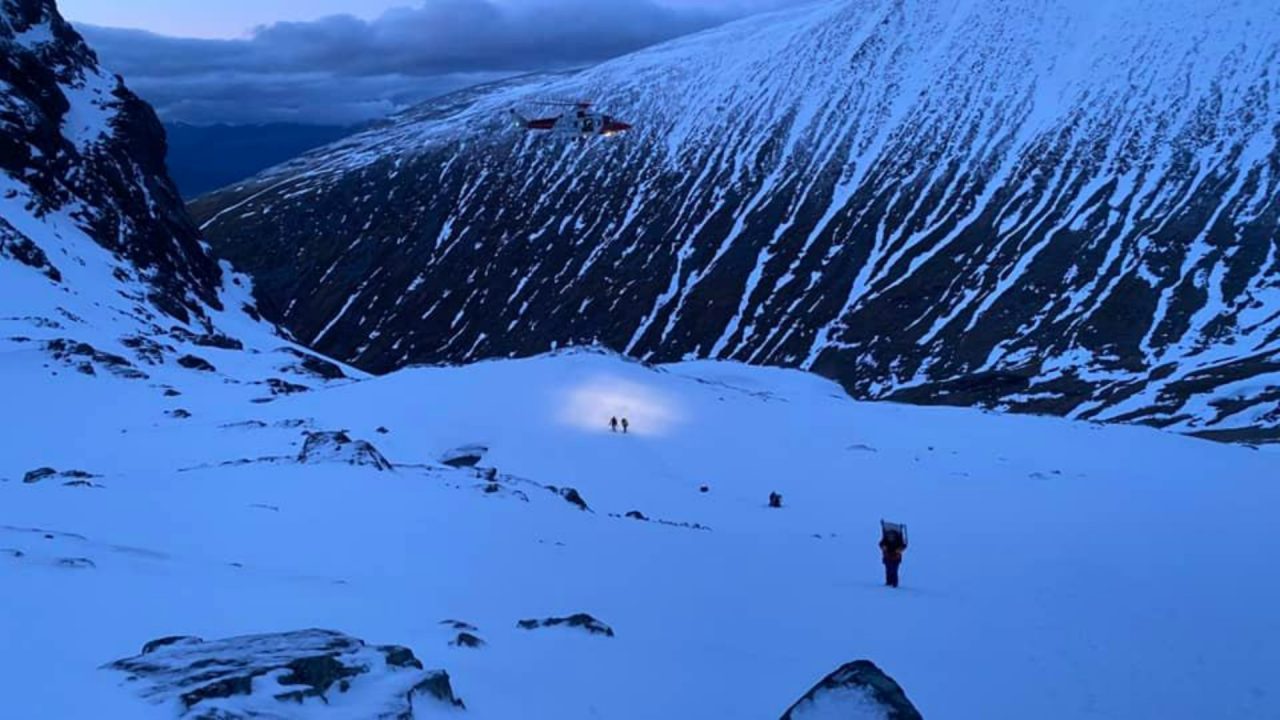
xmin=510 ymin=101 xmax=632 ymax=139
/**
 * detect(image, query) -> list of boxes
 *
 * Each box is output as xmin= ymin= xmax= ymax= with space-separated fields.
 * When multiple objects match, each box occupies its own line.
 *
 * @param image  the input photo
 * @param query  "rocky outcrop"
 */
xmin=44 ymin=339 xmax=148 ymax=379
xmin=517 ymin=613 xmax=614 ymax=637
xmin=440 ymin=445 xmax=487 ymax=469
xmin=546 ymin=485 xmax=590 ymax=512
xmin=298 ymin=431 xmax=393 ymax=471
xmin=105 ymin=629 xmax=464 ymax=718
xmin=450 ymin=632 xmax=484 ymax=649
xmin=176 ymin=354 xmax=216 ymax=372
xmin=780 ymin=661 xmax=922 ymax=720
xmin=22 ymin=467 xmax=99 ymax=484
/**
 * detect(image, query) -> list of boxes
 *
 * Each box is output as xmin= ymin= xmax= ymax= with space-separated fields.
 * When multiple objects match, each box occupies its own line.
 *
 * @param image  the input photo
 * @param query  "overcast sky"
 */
xmin=62 ymin=0 xmax=790 ymax=126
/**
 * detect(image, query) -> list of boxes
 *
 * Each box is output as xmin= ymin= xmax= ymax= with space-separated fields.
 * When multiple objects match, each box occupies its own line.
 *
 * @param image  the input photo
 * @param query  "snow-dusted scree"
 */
xmin=197 ymin=0 xmax=1280 ymax=442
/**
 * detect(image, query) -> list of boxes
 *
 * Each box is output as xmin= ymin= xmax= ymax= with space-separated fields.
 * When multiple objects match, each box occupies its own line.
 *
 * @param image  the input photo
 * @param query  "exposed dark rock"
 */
xmin=56 ymin=557 xmax=95 ymax=569
xmin=166 ymin=408 xmax=192 ymax=419
xmin=0 ymin=219 xmax=60 ymax=281
xmin=142 ymin=636 xmax=200 ymax=655
xmin=440 ymin=620 xmax=478 ymax=632
xmin=23 ymin=467 xmax=57 ymax=484
xmin=440 ymin=445 xmax=487 ymax=468
xmin=410 ymin=671 xmax=465 ymax=710
xmin=298 ymin=431 xmax=393 ymax=471
xmin=177 ymin=354 xmax=216 ymax=372
xmin=220 ymin=420 xmax=268 ymax=430
xmin=450 ymin=632 xmax=484 ymax=649
xmin=121 ymin=336 xmax=173 ymax=365
xmin=376 ymin=426 xmax=390 ymax=434
xmin=105 ymin=629 xmax=462 ymax=718
xmin=546 ymin=486 xmax=590 ymax=512
xmin=780 ymin=660 xmax=922 ymax=720
xmin=265 ymin=377 xmax=309 ymax=396
xmin=380 ymin=645 xmax=425 ymax=670
xmin=517 ymin=613 xmax=614 ymax=637
xmin=44 ymin=339 xmax=147 ymax=379
xmin=609 ymin=511 xmax=710 ymax=532
xmin=170 ymin=327 xmax=244 ymax=351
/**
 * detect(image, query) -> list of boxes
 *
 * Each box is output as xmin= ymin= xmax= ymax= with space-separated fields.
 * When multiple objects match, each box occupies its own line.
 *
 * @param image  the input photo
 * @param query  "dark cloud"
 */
xmin=79 ymin=0 xmax=776 ymax=125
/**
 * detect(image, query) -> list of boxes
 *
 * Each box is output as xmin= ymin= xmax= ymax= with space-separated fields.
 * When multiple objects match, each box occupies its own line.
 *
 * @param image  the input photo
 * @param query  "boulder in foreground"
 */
xmin=105 ymin=629 xmax=464 ymax=718
xmin=780 ymin=660 xmax=922 ymax=720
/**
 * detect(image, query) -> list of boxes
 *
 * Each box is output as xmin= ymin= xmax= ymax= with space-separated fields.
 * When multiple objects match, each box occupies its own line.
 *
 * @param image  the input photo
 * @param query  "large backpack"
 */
xmin=881 ymin=519 xmax=908 ymax=547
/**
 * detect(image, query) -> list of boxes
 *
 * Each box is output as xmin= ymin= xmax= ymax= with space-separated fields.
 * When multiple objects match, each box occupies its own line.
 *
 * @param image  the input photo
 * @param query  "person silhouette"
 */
xmin=621 ymin=417 xmax=630 ymax=434
xmin=609 ymin=416 xmax=619 ymax=432
xmin=880 ymin=527 xmax=908 ymax=588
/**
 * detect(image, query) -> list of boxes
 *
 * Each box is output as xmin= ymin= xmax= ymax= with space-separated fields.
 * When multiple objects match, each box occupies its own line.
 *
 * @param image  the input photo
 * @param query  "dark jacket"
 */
xmin=879 ymin=535 xmax=906 ymax=564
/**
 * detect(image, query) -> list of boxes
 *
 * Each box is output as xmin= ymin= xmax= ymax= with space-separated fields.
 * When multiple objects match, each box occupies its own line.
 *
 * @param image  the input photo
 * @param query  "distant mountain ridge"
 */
xmin=165 ymin=122 xmax=355 ymax=199
xmin=194 ymin=0 xmax=1280 ymax=441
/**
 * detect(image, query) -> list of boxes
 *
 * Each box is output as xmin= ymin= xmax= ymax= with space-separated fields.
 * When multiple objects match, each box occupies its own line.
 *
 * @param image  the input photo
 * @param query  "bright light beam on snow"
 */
xmin=559 ymin=375 xmax=684 ymax=436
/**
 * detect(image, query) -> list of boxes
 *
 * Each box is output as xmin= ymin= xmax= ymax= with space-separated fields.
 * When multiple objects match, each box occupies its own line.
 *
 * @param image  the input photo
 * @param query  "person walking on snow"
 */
xmin=621 ymin=417 xmax=630 ymax=434
xmin=880 ymin=527 xmax=907 ymax=588
xmin=610 ymin=416 xmax=619 ymax=432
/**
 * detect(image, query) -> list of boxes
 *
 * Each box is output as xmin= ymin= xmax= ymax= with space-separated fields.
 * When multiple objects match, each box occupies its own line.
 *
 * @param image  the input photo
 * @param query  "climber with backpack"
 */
xmin=879 ymin=520 xmax=908 ymax=588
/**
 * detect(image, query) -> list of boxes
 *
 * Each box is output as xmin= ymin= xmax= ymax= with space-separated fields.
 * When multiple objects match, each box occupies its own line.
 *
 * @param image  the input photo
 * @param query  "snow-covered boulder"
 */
xmin=104 ymin=629 xmax=464 ymax=718
xmin=780 ymin=661 xmax=921 ymax=720
xmin=298 ymin=431 xmax=392 ymax=471
xmin=440 ymin=445 xmax=487 ymax=469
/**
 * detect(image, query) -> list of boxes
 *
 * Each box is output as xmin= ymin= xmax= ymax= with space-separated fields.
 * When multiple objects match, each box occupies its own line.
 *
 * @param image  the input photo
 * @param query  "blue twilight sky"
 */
xmin=59 ymin=0 xmax=788 ymax=125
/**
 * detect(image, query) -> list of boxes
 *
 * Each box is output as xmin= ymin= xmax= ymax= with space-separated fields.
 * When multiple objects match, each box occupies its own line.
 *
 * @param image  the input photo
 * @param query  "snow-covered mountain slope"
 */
xmin=196 ymin=0 xmax=1280 ymax=442
xmin=3 ymin=349 xmax=1278 ymax=719
xmin=1 ymin=0 xmax=355 ymax=397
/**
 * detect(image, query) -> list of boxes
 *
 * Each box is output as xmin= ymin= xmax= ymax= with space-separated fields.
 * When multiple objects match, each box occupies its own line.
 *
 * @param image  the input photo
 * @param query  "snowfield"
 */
xmin=3 ymin=3 xmax=1279 ymax=714
xmin=2 ymin=348 xmax=1278 ymax=718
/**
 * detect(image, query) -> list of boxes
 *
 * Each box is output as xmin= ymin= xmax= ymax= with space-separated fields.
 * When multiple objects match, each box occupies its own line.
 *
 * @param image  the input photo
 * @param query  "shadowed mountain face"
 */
xmin=1 ymin=0 xmax=221 ymax=322
xmin=194 ymin=0 xmax=1280 ymax=441
xmin=1 ymin=0 xmax=349 ymax=390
